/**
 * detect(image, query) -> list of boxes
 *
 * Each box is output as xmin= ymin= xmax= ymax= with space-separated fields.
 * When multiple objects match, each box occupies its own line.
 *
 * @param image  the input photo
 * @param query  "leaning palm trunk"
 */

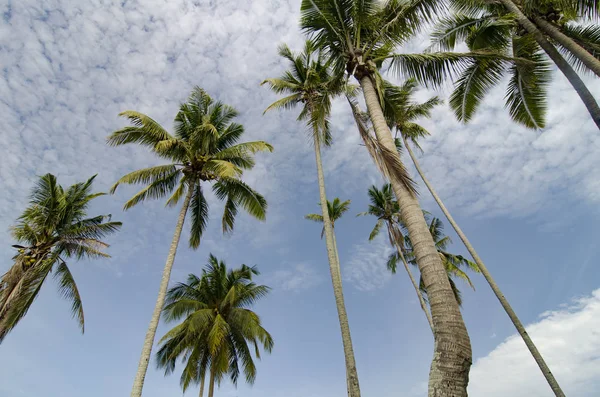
xmin=360 ymin=75 xmax=472 ymax=397
xmin=389 ymin=227 xmax=434 ymax=333
xmin=500 ymin=0 xmax=600 ymax=129
xmin=130 ymin=187 xmax=194 ymax=397
xmin=207 ymin=368 xmax=216 ymax=397
xmin=314 ymin=134 xmax=361 ymax=397
xmin=404 ymin=137 xmax=566 ymax=397
xmin=199 ymin=372 xmax=205 ymax=397
xmin=532 ymin=16 xmax=600 ymax=77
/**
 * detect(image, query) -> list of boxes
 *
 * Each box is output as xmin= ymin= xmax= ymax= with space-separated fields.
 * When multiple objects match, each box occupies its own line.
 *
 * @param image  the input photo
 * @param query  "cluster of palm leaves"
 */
xmin=3 ymin=0 xmax=597 ymax=395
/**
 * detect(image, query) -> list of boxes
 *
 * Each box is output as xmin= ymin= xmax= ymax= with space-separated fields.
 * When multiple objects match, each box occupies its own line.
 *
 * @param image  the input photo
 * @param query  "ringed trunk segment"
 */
xmin=359 ymin=75 xmax=472 ymax=397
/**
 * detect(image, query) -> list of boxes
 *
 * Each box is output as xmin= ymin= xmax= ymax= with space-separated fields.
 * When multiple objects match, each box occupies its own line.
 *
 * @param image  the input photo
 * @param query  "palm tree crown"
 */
xmin=108 ymin=87 xmax=273 ymax=247
xmin=305 ymin=197 xmax=351 ymax=237
xmin=262 ymin=39 xmax=343 ymax=142
xmin=389 ymin=215 xmax=480 ymax=305
xmin=156 ymin=254 xmax=273 ymax=394
xmin=0 ymin=174 xmax=121 ymax=343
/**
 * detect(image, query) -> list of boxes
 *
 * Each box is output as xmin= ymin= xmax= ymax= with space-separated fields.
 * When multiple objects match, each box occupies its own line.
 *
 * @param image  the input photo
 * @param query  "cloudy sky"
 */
xmin=1 ymin=0 xmax=600 ymax=396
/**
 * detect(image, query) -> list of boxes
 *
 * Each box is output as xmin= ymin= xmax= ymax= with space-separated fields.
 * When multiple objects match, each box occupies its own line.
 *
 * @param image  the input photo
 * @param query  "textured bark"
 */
xmin=199 ymin=372 xmax=205 ymax=397
xmin=389 ymin=227 xmax=434 ymax=334
xmin=314 ymin=135 xmax=361 ymax=397
xmin=404 ymin=137 xmax=566 ymax=397
xmin=533 ymin=16 xmax=600 ymax=77
xmin=360 ymin=75 xmax=472 ymax=397
xmin=207 ymin=368 xmax=216 ymax=397
xmin=500 ymin=0 xmax=600 ymax=129
xmin=130 ymin=187 xmax=194 ymax=397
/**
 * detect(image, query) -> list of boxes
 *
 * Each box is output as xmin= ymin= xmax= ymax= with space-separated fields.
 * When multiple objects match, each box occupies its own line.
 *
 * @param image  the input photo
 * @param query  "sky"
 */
xmin=1 ymin=0 xmax=600 ymax=396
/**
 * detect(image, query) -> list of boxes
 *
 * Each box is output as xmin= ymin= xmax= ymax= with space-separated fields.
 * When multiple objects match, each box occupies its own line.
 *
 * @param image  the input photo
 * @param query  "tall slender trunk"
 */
xmin=360 ymin=75 xmax=472 ymax=397
xmin=404 ymin=137 xmax=566 ymax=397
xmin=532 ymin=16 xmax=600 ymax=77
xmin=130 ymin=187 xmax=194 ymax=397
xmin=500 ymin=0 xmax=600 ymax=129
xmin=331 ymin=231 xmax=350 ymax=397
xmin=389 ymin=227 xmax=434 ymax=333
xmin=207 ymin=368 xmax=216 ymax=397
xmin=313 ymin=134 xmax=361 ymax=397
xmin=199 ymin=372 xmax=206 ymax=397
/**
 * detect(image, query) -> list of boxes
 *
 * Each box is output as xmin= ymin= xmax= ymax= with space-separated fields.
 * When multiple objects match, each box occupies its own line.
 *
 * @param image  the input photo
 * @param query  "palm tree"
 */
xmin=305 ymin=198 xmax=350 ymax=300
xmin=383 ymin=75 xmax=566 ymax=396
xmin=156 ymin=254 xmax=273 ymax=397
xmin=433 ymin=0 xmax=600 ymax=129
xmin=357 ymin=184 xmax=434 ymax=332
xmin=262 ymin=41 xmax=361 ymax=397
xmin=388 ymin=215 xmax=479 ymax=308
xmin=107 ymin=87 xmax=272 ymax=397
xmin=0 ymin=174 xmax=121 ymax=343
xmin=300 ymin=1 xmax=474 ymax=393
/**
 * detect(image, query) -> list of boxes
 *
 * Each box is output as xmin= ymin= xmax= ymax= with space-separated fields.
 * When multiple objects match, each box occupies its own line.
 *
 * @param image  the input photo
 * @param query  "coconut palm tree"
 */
xmin=357 ymin=184 xmax=434 ymax=332
xmin=388 ymin=215 xmax=479 ymax=308
xmin=433 ymin=0 xmax=600 ymax=130
xmin=156 ymin=254 xmax=273 ymax=397
xmin=107 ymin=87 xmax=272 ymax=397
xmin=262 ymin=40 xmax=361 ymax=397
xmin=0 ymin=174 xmax=121 ymax=343
xmin=300 ymin=1 xmax=475 ymax=393
xmin=383 ymin=76 xmax=566 ymax=396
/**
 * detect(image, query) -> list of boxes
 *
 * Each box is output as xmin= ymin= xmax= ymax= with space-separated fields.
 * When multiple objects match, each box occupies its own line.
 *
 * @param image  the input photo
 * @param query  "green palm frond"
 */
xmin=189 ymin=184 xmax=209 ymax=249
xmin=107 ymin=111 xmax=174 ymax=148
xmin=554 ymin=23 xmax=600 ymax=74
xmin=122 ymin=170 xmax=181 ymax=210
xmin=54 ymin=261 xmax=84 ymax=333
xmin=109 ymin=165 xmax=178 ymax=194
xmin=369 ymin=219 xmax=384 ymax=241
xmin=505 ymin=34 xmax=550 ymax=129
xmin=213 ymin=179 xmax=267 ymax=222
xmin=449 ymin=57 xmax=505 ymax=123
xmin=305 ymin=213 xmax=324 ymax=222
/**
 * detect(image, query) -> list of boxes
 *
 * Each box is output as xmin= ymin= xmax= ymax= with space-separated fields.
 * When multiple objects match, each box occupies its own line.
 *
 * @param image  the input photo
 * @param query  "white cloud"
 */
xmin=343 ymin=235 xmax=394 ymax=292
xmin=270 ymin=263 xmax=322 ymax=292
xmin=469 ymin=288 xmax=600 ymax=397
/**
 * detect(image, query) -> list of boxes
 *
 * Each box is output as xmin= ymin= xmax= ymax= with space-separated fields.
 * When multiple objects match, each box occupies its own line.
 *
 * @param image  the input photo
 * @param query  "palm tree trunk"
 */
xmin=199 ymin=372 xmax=206 ymax=397
xmin=404 ymin=136 xmax=566 ymax=397
xmin=500 ymin=0 xmax=600 ymax=129
xmin=390 ymin=229 xmax=434 ymax=333
xmin=532 ymin=16 xmax=600 ymax=77
xmin=207 ymin=368 xmax=216 ymax=397
xmin=130 ymin=186 xmax=194 ymax=397
xmin=360 ymin=75 xmax=471 ymax=397
xmin=313 ymin=134 xmax=361 ymax=397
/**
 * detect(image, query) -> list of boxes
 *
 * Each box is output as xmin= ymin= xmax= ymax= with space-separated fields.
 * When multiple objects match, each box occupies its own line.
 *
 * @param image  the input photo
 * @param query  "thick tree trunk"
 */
xmin=500 ymin=0 xmax=600 ymax=129
xmin=199 ymin=372 xmax=206 ymax=397
xmin=207 ymin=368 xmax=216 ymax=397
xmin=404 ymin=137 xmax=566 ymax=397
xmin=389 ymin=227 xmax=434 ymax=333
xmin=533 ymin=16 xmax=600 ymax=77
xmin=360 ymin=75 xmax=472 ymax=397
xmin=313 ymin=135 xmax=361 ymax=397
xmin=130 ymin=187 xmax=194 ymax=397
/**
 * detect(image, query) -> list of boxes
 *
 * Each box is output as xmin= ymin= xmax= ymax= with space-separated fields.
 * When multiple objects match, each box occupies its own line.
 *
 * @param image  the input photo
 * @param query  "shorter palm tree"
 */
xmin=0 ymin=174 xmax=121 ymax=343
xmin=306 ymin=198 xmax=351 ymax=286
xmin=388 ymin=215 xmax=479 ymax=307
xmin=156 ymin=254 xmax=273 ymax=397
xmin=358 ymin=184 xmax=433 ymax=331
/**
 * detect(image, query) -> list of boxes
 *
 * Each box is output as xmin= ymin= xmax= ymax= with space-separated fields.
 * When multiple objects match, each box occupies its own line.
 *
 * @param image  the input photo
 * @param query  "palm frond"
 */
xmin=54 ymin=261 xmax=84 ymax=333
xmin=189 ymin=184 xmax=209 ymax=249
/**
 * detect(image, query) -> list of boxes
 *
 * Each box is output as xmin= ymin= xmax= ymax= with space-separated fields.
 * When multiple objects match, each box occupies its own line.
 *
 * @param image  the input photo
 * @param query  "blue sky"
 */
xmin=1 ymin=0 xmax=600 ymax=396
